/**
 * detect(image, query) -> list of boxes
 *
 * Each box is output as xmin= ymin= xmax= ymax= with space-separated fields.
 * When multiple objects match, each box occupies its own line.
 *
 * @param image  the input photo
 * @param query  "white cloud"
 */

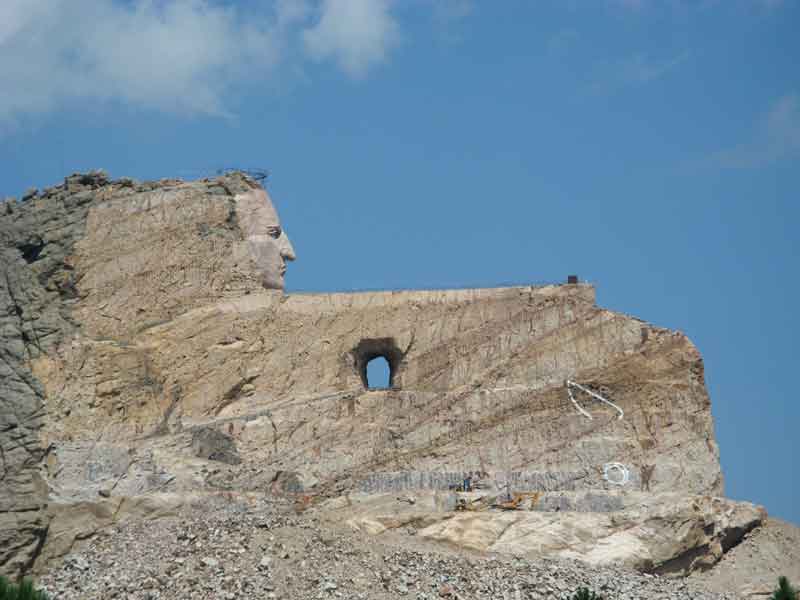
xmin=709 ymin=92 xmax=800 ymax=168
xmin=0 ymin=0 xmax=282 ymax=122
xmin=302 ymin=0 xmax=399 ymax=78
xmin=1 ymin=0 xmax=449 ymax=125
xmin=89 ymin=2 xmax=282 ymax=117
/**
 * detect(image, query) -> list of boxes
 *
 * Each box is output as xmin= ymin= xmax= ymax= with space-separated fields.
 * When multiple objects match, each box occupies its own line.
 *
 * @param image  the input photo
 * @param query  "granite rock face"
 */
xmin=334 ymin=492 xmax=765 ymax=574
xmin=0 ymin=171 xmax=269 ymax=575
xmin=1 ymin=173 xmax=110 ymax=576
xmin=0 ymin=172 xmax=762 ymax=581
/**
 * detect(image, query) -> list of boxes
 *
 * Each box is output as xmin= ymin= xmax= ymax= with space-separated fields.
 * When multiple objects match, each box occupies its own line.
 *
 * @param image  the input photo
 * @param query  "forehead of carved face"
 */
xmin=234 ymin=188 xmax=296 ymax=290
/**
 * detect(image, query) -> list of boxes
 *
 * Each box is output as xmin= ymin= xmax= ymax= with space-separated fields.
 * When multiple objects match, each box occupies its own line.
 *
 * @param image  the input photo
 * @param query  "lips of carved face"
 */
xmin=235 ymin=188 xmax=296 ymax=290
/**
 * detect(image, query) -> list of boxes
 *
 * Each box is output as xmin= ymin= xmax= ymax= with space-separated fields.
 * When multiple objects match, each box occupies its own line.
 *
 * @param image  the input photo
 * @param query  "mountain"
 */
xmin=2 ymin=171 xmax=794 ymax=598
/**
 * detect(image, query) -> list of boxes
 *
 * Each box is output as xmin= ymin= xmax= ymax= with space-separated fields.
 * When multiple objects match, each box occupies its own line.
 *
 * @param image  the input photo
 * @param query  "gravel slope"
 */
xmin=690 ymin=518 xmax=800 ymax=598
xmin=38 ymin=494 xmax=746 ymax=600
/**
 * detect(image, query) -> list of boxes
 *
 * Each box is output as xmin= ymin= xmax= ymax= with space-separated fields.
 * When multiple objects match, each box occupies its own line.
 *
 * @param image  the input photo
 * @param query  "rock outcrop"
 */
xmin=332 ymin=492 xmax=765 ymax=574
xmin=1 ymin=171 xmax=273 ymax=575
xmin=0 ymin=171 xmax=766 ymax=582
xmin=1 ymin=173 xmax=110 ymax=576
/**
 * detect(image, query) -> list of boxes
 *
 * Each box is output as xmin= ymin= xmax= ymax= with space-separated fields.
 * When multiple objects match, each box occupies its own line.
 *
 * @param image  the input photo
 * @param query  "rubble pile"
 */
xmin=39 ymin=495 xmax=740 ymax=600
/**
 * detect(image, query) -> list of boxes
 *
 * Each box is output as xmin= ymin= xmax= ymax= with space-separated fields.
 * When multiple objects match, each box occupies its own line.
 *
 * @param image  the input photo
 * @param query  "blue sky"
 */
xmin=1 ymin=0 xmax=798 ymax=522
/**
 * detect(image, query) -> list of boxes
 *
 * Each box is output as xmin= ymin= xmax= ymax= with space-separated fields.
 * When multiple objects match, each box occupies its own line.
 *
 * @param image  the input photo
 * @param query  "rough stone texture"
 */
xmin=0 ymin=171 xmax=781 ymax=590
xmin=690 ymin=518 xmax=800 ymax=598
xmin=329 ymin=491 xmax=765 ymax=573
xmin=36 ymin=284 xmax=723 ymax=499
xmin=0 ymin=172 xmax=111 ymax=577
xmin=191 ymin=427 xmax=241 ymax=465
xmin=0 ymin=171 xmax=276 ymax=576
xmin=37 ymin=493 xmax=194 ymax=569
xmin=36 ymin=493 xmax=746 ymax=600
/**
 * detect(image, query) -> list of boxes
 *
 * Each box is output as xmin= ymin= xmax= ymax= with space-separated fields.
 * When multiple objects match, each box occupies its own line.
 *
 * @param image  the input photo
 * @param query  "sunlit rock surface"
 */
xmin=0 ymin=171 xmax=762 ymax=580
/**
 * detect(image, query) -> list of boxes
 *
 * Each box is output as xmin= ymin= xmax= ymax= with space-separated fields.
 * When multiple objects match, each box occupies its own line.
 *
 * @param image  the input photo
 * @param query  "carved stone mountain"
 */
xmin=0 ymin=172 xmax=768 ymax=582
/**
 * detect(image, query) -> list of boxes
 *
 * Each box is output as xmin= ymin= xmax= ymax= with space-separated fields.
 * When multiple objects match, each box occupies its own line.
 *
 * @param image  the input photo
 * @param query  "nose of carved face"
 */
xmin=279 ymin=234 xmax=296 ymax=263
xmin=276 ymin=234 xmax=296 ymax=280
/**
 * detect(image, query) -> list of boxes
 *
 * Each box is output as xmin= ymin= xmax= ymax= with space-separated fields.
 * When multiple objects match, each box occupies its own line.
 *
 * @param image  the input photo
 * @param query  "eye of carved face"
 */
xmin=267 ymin=226 xmax=282 ymax=239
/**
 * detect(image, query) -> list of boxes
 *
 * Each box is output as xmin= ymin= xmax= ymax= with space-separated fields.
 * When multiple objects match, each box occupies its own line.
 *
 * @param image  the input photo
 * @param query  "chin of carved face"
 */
xmin=249 ymin=238 xmax=286 ymax=290
xmin=234 ymin=188 xmax=296 ymax=290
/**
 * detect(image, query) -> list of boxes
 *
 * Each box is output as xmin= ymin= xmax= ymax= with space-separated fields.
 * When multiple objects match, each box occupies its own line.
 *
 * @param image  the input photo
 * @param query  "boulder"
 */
xmin=191 ymin=427 xmax=241 ymax=465
xmin=337 ymin=492 xmax=765 ymax=574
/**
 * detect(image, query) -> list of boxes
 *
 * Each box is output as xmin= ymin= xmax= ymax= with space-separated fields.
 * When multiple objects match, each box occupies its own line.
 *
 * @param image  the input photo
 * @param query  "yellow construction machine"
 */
xmin=493 ymin=491 xmax=541 ymax=511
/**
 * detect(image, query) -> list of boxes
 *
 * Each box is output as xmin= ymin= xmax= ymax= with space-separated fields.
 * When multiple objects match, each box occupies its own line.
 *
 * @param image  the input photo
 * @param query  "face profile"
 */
xmin=234 ymin=187 xmax=296 ymax=290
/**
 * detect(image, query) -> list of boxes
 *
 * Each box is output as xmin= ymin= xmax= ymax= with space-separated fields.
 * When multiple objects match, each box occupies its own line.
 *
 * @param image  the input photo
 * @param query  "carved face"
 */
xmin=234 ymin=188 xmax=296 ymax=289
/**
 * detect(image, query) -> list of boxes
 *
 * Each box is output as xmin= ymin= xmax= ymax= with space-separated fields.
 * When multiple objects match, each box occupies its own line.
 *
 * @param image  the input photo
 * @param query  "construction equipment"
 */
xmin=493 ymin=491 xmax=541 ymax=511
xmin=455 ymin=494 xmax=491 ymax=512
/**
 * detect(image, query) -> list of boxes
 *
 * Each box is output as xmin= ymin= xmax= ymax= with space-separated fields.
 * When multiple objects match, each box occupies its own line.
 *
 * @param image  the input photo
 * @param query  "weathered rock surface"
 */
xmin=37 ymin=493 xmax=195 ymax=569
xmin=690 ymin=518 xmax=800 ymax=598
xmin=0 ymin=170 xmax=268 ymax=575
xmin=191 ymin=427 xmax=241 ymax=465
xmin=331 ymin=492 xmax=765 ymax=573
xmin=0 ymin=171 xmax=779 ymax=592
xmin=1 ymin=172 xmax=112 ymax=576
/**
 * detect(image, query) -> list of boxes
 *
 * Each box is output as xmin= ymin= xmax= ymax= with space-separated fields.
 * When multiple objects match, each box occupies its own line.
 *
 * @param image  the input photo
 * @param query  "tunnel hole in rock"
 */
xmin=354 ymin=338 xmax=403 ymax=390
xmin=366 ymin=356 xmax=391 ymax=389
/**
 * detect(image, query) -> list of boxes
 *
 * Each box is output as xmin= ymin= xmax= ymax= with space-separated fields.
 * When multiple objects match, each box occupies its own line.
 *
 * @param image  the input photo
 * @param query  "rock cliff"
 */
xmin=0 ymin=172 xmax=766 ymax=583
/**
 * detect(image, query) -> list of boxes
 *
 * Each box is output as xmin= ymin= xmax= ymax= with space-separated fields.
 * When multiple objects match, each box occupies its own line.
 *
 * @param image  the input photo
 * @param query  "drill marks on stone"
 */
xmin=72 ymin=181 xmax=276 ymax=340
xmin=414 ymin=300 xmax=563 ymax=390
xmin=159 ymin=288 xmax=704 ymax=494
xmin=315 ymin=386 xmax=593 ymax=495
xmin=291 ymin=341 xmax=634 ymax=489
xmin=89 ymin=187 xmax=227 ymax=227
xmin=16 ymin=176 xmax=721 ymax=536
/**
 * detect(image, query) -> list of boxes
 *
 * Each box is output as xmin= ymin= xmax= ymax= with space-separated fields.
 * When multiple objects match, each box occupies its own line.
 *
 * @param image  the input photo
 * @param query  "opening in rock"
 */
xmin=17 ymin=240 xmax=45 ymax=263
xmin=366 ymin=356 xmax=391 ymax=390
xmin=353 ymin=338 xmax=403 ymax=390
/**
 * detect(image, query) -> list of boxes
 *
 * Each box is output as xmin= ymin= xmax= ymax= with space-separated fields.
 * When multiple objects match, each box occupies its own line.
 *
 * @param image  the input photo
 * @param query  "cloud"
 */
xmin=0 ymin=0 xmax=282 ymax=122
xmin=1 ymin=0 xmax=461 ymax=125
xmin=302 ymin=0 xmax=399 ymax=78
xmin=708 ymin=93 xmax=800 ymax=168
xmin=588 ymin=51 xmax=689 ymax=95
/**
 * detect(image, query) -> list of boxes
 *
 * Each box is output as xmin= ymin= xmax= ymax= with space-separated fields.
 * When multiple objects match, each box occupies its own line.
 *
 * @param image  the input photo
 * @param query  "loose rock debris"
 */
xmin=39 ymin=495 xmax=740 ymax=600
